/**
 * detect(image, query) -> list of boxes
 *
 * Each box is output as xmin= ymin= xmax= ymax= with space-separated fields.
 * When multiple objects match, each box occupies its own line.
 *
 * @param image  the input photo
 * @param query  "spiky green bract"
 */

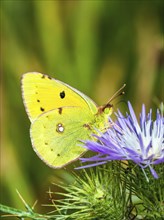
xmin=124 ymin=163 xmax=164 ymax=219
xmin=47 ymin=163 xmax=130 ymax=220
xmin=1 ymin=162 xmax=163 ymax=219
xmin=45 ymin=162 xmax=164 ymax=219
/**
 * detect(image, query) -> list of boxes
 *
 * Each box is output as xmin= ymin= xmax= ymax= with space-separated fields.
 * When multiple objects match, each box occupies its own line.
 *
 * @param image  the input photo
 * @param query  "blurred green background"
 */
xmin=1 ymin=0 xmax=163 ymax=214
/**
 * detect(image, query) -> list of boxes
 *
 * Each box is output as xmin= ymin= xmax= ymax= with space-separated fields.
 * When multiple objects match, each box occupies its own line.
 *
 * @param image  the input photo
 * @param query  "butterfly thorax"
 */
xmin=90 ymin=104 xmax=113 ymax=132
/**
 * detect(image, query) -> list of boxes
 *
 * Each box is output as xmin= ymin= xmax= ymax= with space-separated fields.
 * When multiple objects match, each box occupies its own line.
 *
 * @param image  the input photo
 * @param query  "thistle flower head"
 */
xmin=80 ymin=102 xmax=164 ymax=179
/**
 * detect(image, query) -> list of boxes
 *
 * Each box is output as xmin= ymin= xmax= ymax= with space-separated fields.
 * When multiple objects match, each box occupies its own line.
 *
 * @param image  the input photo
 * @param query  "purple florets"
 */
xmin=80 ymin=102 xmax=164 ymax=179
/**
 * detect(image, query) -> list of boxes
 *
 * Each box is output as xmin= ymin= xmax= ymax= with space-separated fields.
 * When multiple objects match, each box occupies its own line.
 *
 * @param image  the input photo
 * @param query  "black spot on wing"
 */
xmin=40 ymin=107 xmax=45 ymax=112
xmin=58 ymin=107 xmax=63 ymax=114
xmin=57 ymin=154 xmax=60 ymax=157
xmin=37 ymin=99 xmax=40 ymax=102
xmin=60 ymin=91 xmax=65 ymax=99
xmin=41 ymin=74 xmax=52 ymax=79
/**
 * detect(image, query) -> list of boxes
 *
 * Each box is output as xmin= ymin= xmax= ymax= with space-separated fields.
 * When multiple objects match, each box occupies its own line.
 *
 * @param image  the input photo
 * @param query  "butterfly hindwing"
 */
xmin=30 ymin=106 xmax=94 ymax=168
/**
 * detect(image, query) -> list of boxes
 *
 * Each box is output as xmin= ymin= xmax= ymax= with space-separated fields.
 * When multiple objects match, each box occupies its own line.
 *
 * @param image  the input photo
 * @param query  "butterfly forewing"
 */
xmin=22 ymin=72 xmax=97 ymax=122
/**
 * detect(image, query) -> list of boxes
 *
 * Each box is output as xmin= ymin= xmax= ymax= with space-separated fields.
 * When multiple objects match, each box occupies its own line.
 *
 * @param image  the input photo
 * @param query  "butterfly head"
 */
xmin=97 ymin=103 xmax=113 ymax=116
xmin=98 ymin=83 xmax=126 ymax=116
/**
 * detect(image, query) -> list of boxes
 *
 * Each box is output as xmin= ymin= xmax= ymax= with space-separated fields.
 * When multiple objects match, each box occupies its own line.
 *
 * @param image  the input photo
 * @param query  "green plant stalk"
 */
xmin=0 ymin=204 xmax=49 ymax=220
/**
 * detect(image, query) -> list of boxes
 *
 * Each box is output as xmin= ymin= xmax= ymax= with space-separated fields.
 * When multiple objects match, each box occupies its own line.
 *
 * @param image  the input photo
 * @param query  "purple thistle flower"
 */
xmin=80 ymin=102 xmax=164 ymax=179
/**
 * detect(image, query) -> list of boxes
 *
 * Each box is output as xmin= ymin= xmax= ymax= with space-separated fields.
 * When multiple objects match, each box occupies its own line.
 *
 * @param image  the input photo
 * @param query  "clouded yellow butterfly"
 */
xmin=21 ymin=72 xmax=117 ymax=168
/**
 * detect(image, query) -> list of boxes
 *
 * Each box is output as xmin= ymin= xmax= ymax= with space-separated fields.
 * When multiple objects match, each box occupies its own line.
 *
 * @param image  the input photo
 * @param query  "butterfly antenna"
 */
xmin=106 ymin=84 xmax=126 ymax=106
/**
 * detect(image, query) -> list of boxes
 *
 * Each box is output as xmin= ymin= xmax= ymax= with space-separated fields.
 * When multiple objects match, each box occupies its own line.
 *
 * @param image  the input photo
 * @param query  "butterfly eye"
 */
xmin=56 ymin=123 xmax=64 ymax=133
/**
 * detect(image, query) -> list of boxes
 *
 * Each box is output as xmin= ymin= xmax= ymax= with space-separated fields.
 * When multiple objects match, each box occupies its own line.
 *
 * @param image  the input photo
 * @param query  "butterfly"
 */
xmin=21 ymin=72 xmax=124 ymax=168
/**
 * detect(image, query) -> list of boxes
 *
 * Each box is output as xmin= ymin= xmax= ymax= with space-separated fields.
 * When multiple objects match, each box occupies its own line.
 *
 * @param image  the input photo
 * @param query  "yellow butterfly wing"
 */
xmin=30 ymin=107 xmax=95 ymax=168
xmin=21 ymin=72 xmax=97 ymax=123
